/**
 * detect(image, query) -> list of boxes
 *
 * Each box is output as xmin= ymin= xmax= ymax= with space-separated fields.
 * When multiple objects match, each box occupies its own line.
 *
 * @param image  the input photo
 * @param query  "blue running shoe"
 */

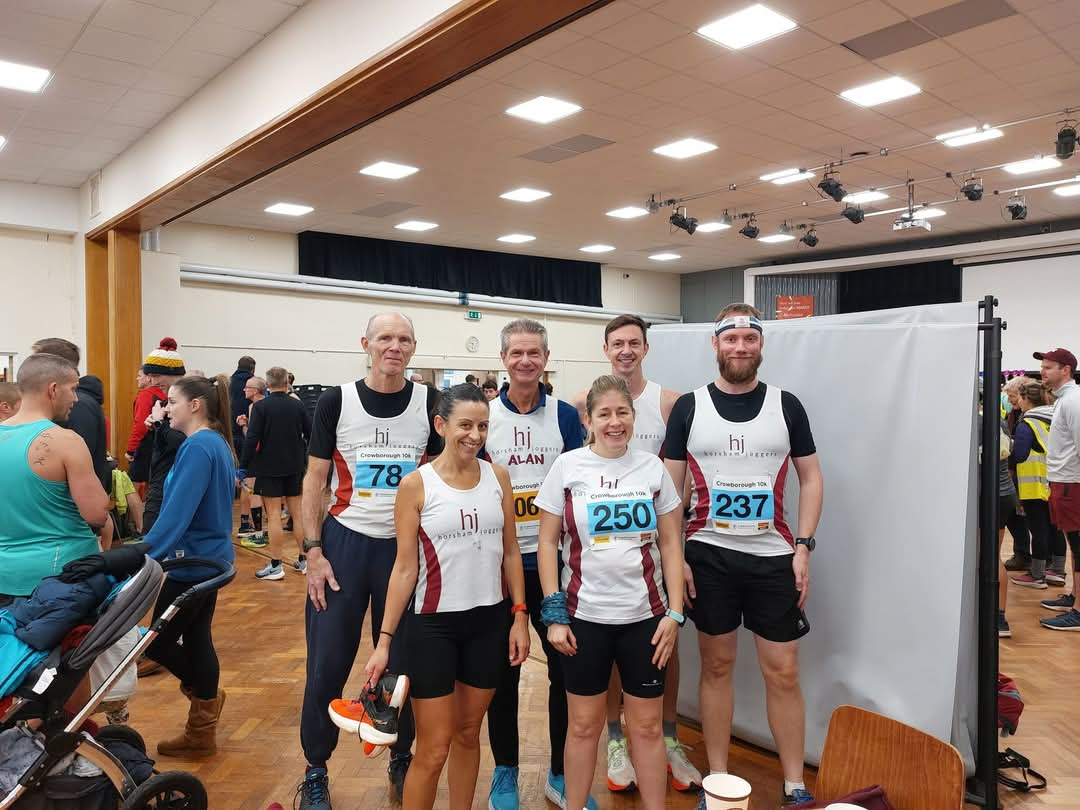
xmin=296 ymin=767 xmax=332 ymax=810
xmin=782 ymin=786 xmax=815 ymax=806
xmin=543 ymin=771 xmax=597 ymax=809
xmin=1041 ymin=608 xmax=1080 ymax=631
xmin=488 ymin=765 xmax=519 ymax=810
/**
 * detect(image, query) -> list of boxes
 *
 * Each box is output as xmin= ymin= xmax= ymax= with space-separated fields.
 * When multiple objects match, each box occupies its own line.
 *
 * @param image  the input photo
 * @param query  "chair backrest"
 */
xmin=817 ymin=705 xmax=966 ymax=810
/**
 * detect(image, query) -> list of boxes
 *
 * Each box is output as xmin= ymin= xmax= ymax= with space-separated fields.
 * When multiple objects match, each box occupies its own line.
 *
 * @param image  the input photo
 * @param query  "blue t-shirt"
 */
xmin=144 ymin=429 xmax=236 ymax=581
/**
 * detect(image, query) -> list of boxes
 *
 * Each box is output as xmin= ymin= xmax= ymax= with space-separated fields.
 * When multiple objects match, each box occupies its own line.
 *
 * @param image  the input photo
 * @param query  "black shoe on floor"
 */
xmin=1003 ymin=555 xmax=1032 ymax=571
xmin=388 ymin=753 xmax=412 ymax=803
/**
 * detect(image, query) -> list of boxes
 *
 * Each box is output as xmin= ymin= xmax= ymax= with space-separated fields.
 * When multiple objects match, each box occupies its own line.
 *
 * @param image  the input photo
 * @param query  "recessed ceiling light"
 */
xmin=696 ymin=221 xmax=731 ymax=233
xmin=497 ymin=233 xmax=535 ymax=243
xmin=265 ymin=202 xmax=313 ymax=216
xmin=580 ymin=244 xmax=616 ymax=253
xmin=760 ymin=168 xmax=799 ymax=181
xmin=842 ymin=190 xmax=889 ymax=204
xmin=1003 ymin=156 xmax=1062 ymax=175
xmin=914 ymin=207 xmax=947 ymax=218
xmin=359 ymin=161 xmax=419 ymax=179
xmin=0 ymin=59 xmax=51 ymax=93
xmin=500 ymin=187 xmax=551 ymax=202
xmin=697 ymin=4 xmax=797 ymax=50
xmin=606 ymin=206 xmax=650 ymax=219
xmin=759 ymin=233 xmax=796 ymax=243
xmin=395 ymin=220 xmax=438 ymax=231
xmin=649 ymin=253 xmax=680 ymax=261
xmin=936 ymin=126 xmax=1003 ymax=147
xmin=505 ymin=96 xmax=581 ymax=124
xmin=1053 ymin=183 xmax=1080 ymax=197
xmin=762 ymin=169 xmax=815 ymax=185
xmin=840 ymin=76 xmax=920 ymax=107
xmin=653 ymin=138 xmax=718 ymax=159
xmin=0 ymin=135 xmax=6 ymax=153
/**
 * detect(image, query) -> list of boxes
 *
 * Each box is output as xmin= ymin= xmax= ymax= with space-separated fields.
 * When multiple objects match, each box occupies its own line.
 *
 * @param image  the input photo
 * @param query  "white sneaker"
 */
xmin=606 ymin=738 xmax=636 ymax=792
xmin=665 ymin=737 xmax=702 ymax=791
xmin=256 ymin=562 xmax=285 ymax=580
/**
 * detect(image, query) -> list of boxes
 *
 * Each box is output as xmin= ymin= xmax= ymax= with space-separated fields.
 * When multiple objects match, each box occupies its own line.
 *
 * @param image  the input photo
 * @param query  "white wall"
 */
xmin=601 ymin=266 xmax=681 ymax=317
xmin=0 ymin=182 xmax=80 ymax=234
xmin=158 ymin=222 xmax=297 ymax=275
xmin=0 ymin=228 xmax=77 ymax=365
xmin=962 ymin=253 xmax=1080 ymax=371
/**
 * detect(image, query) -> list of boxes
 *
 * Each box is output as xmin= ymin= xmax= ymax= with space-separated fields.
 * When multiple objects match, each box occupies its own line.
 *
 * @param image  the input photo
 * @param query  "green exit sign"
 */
xmin=465 ymin=310 xmax=482 ymax=321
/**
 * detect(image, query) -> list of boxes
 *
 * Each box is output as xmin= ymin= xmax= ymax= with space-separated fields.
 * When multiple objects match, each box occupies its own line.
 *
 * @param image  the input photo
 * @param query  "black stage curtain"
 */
xmin=299 ymin=231 xmax=601 ymax=307
xmin=836 ymin=259 xmax=962 ymax=313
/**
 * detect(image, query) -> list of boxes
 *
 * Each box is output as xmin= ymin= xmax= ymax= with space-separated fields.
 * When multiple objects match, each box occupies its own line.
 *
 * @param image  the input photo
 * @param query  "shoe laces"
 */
xmin=666 ymin=738 xmax=695 ymax=767
xmin=297 ymin=771 xmax=328 ymax=806
xmin=608 ymin=739 xmax=629 ymax=770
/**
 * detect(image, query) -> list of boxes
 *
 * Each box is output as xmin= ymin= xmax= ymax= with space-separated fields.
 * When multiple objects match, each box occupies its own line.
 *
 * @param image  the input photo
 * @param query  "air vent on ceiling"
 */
xmin=842 ymin=0 xmax=1016 ymax=60
xmin=522 ymin=134 xmax=614 ymax=163
xmin=352 ymin=201 xmax=417 ymax=217
xmin=844 ymin=21 xmax=934 ymax=60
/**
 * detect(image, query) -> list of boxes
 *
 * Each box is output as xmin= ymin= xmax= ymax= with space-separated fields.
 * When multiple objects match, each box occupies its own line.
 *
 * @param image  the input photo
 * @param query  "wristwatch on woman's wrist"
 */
xmin=665 ymin=609 xmax=686 ymax=626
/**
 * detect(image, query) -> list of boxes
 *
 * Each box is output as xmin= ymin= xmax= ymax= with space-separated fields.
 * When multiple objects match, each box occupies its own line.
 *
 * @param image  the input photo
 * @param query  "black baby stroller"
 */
xmin=0 ymin=554 xmax=235 ymax=809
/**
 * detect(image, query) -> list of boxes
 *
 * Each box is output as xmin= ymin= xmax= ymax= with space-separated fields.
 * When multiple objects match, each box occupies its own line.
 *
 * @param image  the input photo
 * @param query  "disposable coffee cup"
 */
xmin=701 ymin=773 xmax=752 ymax=810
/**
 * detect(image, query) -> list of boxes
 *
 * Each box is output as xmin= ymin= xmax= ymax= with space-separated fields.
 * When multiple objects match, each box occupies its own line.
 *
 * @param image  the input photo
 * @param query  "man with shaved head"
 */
xmin=0 ymin=354 xmax=110 ymax=599
xmin=296 ymin=311 xmax=442 ymax=809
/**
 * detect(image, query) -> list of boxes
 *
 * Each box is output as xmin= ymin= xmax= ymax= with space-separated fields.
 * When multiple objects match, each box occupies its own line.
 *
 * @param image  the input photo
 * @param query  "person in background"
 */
xmin=1002 ymin=376 xmax=1032 ymax=572
xmin=409 ymin=373 xmax=426 ymax=384
xmin=128 ymin=339 xmax=186 ymax=494
xmin=31 ymin=338 xmax=110 ymax=493
xmin=0 ymin=381 xmax=21 ymax=422
xmin=1009 ymin=380 xmax=1060 ymax=589
xmin=230 ymin=355 xmax=256 ymax=457
xmin=465 ymin=373 xmax=478 ymax=386
xmin=237 ymin=376 xmax=268 ymax=544
xmin=0 ymin=353 xmax=109 ymax=598
xmin=143 ymin=374 xmax=236 ymax=757
xmin=482 ymin=378 xmax=499 ymax=402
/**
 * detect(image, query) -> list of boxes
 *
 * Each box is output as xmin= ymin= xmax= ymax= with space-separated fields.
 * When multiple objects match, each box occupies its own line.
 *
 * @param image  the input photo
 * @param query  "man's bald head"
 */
xmin=18 ymin=353 xmax=78 ymax=394
xmin=365 ymin=312 xmax=415 ymax=341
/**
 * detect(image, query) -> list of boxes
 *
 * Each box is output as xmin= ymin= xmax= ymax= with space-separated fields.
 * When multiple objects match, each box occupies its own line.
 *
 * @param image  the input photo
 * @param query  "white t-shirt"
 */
xmin=535 ymin=446 xmax=682 ymax=624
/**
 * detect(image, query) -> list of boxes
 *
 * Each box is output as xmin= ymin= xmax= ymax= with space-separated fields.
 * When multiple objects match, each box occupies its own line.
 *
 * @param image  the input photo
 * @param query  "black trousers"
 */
xmin=486 ymin=566 xmax=567 ymax=775
xmin=1022 ymin=499 xmax=1054 ymax=563
xmin=146 ymin=578 xmax=220 ymax=701
xmin=1005 ymin=508 xmax=1030 ymax=558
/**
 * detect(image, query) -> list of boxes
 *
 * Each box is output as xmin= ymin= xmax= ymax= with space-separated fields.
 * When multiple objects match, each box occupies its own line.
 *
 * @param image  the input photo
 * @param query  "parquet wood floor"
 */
xmin=119 ymin=530 xmax=1069 ymax=809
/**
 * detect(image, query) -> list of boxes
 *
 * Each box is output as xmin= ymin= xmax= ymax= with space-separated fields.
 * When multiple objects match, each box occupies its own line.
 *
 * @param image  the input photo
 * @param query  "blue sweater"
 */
xmin=144 ymin=429 xmax=236 ymax=581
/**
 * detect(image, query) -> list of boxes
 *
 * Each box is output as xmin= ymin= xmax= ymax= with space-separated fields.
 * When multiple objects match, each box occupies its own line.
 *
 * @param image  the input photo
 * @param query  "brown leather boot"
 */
xmin=157 ymin=688 xmax=226 ymax=757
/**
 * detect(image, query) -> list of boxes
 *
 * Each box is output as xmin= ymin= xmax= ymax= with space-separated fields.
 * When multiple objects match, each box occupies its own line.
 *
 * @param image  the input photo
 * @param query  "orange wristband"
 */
xmin=511 ymin=602 xmax=528 ymax=615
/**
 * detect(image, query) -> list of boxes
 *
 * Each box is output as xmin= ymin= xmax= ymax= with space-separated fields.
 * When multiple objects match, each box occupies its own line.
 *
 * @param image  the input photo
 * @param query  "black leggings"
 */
xmin=1023 ymin=499 xmax=1054 ymax=563
xmin=146 ymin=577 xmax=220 ymax=700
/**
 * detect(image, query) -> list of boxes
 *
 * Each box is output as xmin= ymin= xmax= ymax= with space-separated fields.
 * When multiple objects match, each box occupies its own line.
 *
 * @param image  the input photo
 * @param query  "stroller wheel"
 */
xmin=98 ymin=723 xmax=147 ymax=753
xmin=121 ymin=771 xmax=207 ymax=810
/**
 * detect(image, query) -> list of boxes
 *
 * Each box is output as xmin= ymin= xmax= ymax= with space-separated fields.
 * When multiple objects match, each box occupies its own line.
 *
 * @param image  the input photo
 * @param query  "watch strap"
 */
xmin=665 ymin=608 xmax=686 ymax=626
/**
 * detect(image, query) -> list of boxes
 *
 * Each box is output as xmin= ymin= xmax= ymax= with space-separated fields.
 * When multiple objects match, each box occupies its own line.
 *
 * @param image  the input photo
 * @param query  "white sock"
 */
xmin=710 ymin=770 xmax=728 ymax=776
xmin=784 ymin=780 xmax=806 ymax=794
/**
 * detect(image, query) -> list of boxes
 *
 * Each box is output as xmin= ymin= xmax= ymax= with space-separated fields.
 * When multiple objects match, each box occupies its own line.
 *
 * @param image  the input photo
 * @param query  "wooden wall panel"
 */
xmin=106 ymin=230 xmax=142 ymax=465
xmin=84 ymin=238 xmax=109 ymax=399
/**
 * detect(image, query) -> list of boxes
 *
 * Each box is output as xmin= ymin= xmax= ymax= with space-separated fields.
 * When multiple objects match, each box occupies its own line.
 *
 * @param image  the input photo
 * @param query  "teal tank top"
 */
xmin=0 ymin=420 xmax=100 ymax=596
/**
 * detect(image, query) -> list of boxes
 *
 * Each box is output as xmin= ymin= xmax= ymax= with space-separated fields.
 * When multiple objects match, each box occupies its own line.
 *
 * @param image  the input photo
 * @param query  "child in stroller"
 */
xmin=0 ymin=547 xmax=234 ymax=809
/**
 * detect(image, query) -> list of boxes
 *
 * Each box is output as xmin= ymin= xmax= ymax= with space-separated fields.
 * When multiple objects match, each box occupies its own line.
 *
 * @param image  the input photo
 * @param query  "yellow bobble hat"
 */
xmin=142 ymin=337 xmax=186 ymax=376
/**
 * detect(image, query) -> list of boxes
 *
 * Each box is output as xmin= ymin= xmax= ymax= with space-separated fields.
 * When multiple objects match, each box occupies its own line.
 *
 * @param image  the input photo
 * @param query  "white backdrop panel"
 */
xmin=644 ymin=302 xmax=979 ymax=767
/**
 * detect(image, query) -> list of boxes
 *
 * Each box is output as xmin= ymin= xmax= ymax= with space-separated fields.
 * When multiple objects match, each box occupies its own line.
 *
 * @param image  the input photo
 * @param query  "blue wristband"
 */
xmin=540 ymin=592 xmax=571 ymax=627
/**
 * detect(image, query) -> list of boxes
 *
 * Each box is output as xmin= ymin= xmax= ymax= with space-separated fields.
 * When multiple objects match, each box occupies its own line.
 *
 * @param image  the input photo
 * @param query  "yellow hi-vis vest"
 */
xmin=1016 ymin=415 xmax=1051 ymax=501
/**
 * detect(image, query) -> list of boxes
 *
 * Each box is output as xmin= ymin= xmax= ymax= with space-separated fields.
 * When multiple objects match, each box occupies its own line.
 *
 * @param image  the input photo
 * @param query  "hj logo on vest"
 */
xmin=513 ymin=426 xmax=532 ymax=448
xmin=599 ymin=475 xmax=620 ymax=490
xmin=729 ymin=434 xmax=745 ymax=455
xmin=459 ymin=507 xmax=479 ymax=532
xmin=374 ymin=427 xmax=390 ymax=445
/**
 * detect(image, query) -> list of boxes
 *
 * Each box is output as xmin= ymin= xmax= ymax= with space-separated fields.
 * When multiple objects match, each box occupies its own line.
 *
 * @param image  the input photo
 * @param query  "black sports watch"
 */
xmin=302 ymin=538 xmax=323 ymax=553
xmin=795 ymin=536 xmax=816 ymax=552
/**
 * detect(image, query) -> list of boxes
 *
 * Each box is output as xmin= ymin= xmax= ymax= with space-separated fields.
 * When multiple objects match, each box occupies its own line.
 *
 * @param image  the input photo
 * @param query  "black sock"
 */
xmin=271 ymin=558 xmax=281 ymax=567
xmin=251 ymin=506 xmax=263 ymax=530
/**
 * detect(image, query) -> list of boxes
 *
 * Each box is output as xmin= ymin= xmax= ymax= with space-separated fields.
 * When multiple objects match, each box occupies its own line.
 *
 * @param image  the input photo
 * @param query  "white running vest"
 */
xmin=415 ymin=461 xmax=505 ymax=614
xmin=684 ymin=384 xmax=795 ymax=556
xmin=328 ymin=382 xmax=430 ymax=539
xmin=486 ymin=393 xmax=565 ymax=553
xmin=630 ymin=380 xmax=667 ymax=456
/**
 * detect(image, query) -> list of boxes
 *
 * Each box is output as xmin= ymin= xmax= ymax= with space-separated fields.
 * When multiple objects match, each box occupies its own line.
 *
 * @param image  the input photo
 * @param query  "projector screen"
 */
xmin=644 ymin=302 xmax=981 ymax=770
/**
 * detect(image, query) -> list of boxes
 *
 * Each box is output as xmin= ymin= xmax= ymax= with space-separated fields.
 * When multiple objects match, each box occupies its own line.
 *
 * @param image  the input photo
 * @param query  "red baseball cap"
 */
xmin=1033 ymin=348 xmax=1077 ymax=369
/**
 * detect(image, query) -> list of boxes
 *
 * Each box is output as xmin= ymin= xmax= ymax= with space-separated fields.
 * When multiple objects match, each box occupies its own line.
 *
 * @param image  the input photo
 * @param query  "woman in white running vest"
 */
xmin=536 ymin=375 xmax=686 ymax=810
xmin=363 ymin=384 xmax=530 ymax=810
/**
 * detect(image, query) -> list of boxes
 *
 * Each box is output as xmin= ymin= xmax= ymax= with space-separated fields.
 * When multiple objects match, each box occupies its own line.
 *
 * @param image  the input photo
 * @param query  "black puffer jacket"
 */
xmin=65 ymin=376 xmax=109 ymax=492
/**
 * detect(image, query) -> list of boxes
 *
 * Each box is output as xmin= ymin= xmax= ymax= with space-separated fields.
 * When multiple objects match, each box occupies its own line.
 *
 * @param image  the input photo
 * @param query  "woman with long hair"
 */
xmin=143 ymin=374 xmax=236 ymax=757
xmin=536 ymin=375 xmax=685 ymax=810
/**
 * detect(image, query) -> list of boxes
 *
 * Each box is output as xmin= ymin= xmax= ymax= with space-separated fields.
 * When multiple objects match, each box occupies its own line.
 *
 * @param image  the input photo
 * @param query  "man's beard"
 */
xmin=718 ymin=352 xmax=762 ymax=384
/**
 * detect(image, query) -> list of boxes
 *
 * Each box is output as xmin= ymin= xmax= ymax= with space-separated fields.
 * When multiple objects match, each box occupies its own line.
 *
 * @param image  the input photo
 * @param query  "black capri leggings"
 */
xmin=146 ymin=577 xmax=220 ymax=700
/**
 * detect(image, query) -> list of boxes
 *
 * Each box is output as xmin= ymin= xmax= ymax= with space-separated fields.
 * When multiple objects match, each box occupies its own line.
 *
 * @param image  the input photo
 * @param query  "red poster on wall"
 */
xmin=775 ymin=295 xmax=814 ymax=320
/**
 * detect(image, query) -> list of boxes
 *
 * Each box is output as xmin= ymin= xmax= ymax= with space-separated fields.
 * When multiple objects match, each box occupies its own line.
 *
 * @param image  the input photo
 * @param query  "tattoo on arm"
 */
xmin=31 ymin=432 xmax=53 ymax=466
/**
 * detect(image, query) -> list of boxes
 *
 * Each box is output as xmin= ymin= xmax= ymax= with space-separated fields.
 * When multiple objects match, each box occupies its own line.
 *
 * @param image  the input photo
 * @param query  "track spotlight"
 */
xmin=818 ymin=173 xmax=846 ymax=203
xmin=960 ymin=176 xmax=984 ymax=201
xmin=1005 ymin=193 xmax=1028 ymax=221
xmin=669 ymin=207 xmax=698 ymax=235
xmin=800 ymin=227 xmax=819 ymax=247
xmin=739 ymin=215 xmax=760 ymax=239
xmin=841 ymin=205 xmax=865 ymax=224
xmin=1057 ymin=121 xmax=1077 ymax=160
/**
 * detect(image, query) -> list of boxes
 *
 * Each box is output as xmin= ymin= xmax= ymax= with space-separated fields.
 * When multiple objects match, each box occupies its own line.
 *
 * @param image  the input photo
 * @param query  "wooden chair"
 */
xmin=816 ymin=705 xmax=966 ymax=810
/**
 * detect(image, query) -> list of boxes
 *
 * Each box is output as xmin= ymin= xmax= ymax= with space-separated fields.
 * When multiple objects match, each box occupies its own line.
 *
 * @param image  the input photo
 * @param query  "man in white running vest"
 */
xmin=296 ymin=312 xmax=442 ymax=810
xmin=571 ymin=314 xmax=701 ymax=795
xmin=663 ymin=303 xmax=823 ymax=809
xmin=483 ymin=318 xmax=592 ymax=810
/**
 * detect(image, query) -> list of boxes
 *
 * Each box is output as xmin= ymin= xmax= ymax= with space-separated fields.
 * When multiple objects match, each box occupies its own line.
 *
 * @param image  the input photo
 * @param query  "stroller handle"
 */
xmin=159 ymin=556 xmax=237 ymax=599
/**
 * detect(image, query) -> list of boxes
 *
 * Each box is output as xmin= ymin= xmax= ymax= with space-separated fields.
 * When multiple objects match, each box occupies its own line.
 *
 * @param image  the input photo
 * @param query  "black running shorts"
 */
xmin=560 ymin=615 xmax=665 ymax=699
xmin=684 ymin=541 xmax=809 ymax=643
xmin=406 ymin=600 xmax=509 ymax=699
xmin=253 ymin=473 xmax=303 ymax=498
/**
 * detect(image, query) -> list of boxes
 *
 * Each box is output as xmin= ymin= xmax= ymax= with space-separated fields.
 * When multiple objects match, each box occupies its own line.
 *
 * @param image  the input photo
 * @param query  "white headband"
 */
xmin=714 ymin=314 xmax=763 ymax=335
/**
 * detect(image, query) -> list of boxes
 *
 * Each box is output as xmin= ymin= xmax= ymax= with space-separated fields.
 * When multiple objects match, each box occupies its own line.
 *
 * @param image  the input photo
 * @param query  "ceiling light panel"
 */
xmin=653 ymin=138 xmax=718 ymax=159
xmin=696 ymin=222 xmax=731 ymax=233
xmin=265 ymin=203 xmax=313 ymax=216
xmin=0 ymin=59 xmax=51 ymax=93
xmin=936 ymin=126 xmax=1003 ymax=147
xmin=649 ymin=253 xmax=680 ymax=261
xmin=505 ymin=96 xmax=581 ymax=124
xmin=759 ymin=233 xmax=796 ymax=243
xmin=842 ymin=190 xmax=889 ymax=204
xmin=1003 ymin=156 xmax=1061 ymax=175
xmin=580 ymin=244 xmax=616 ymax=253
xmin=395 ymin=220 xmax=438 ymax=231
xmin=840 ymin=76 xmax=921 ymax=107
xmin=500 ymin=187 xmax=551 ymax=202
xmin=914 ymin=207 xmax=947 ymax=218
xmin=697 ymin=4 xmax=797 ymax=50
xmin=359 ymin=161 xmax=419 ymax=179
xmin=497 ymin=233 xmax=535 ymax=243
xmin=0 ymin=136 xmax=6 ymax=153
xmin=771 ymin=171 xmax=815 ymax=185
xmin=606 ymin=206 xmax=650 ymax=219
